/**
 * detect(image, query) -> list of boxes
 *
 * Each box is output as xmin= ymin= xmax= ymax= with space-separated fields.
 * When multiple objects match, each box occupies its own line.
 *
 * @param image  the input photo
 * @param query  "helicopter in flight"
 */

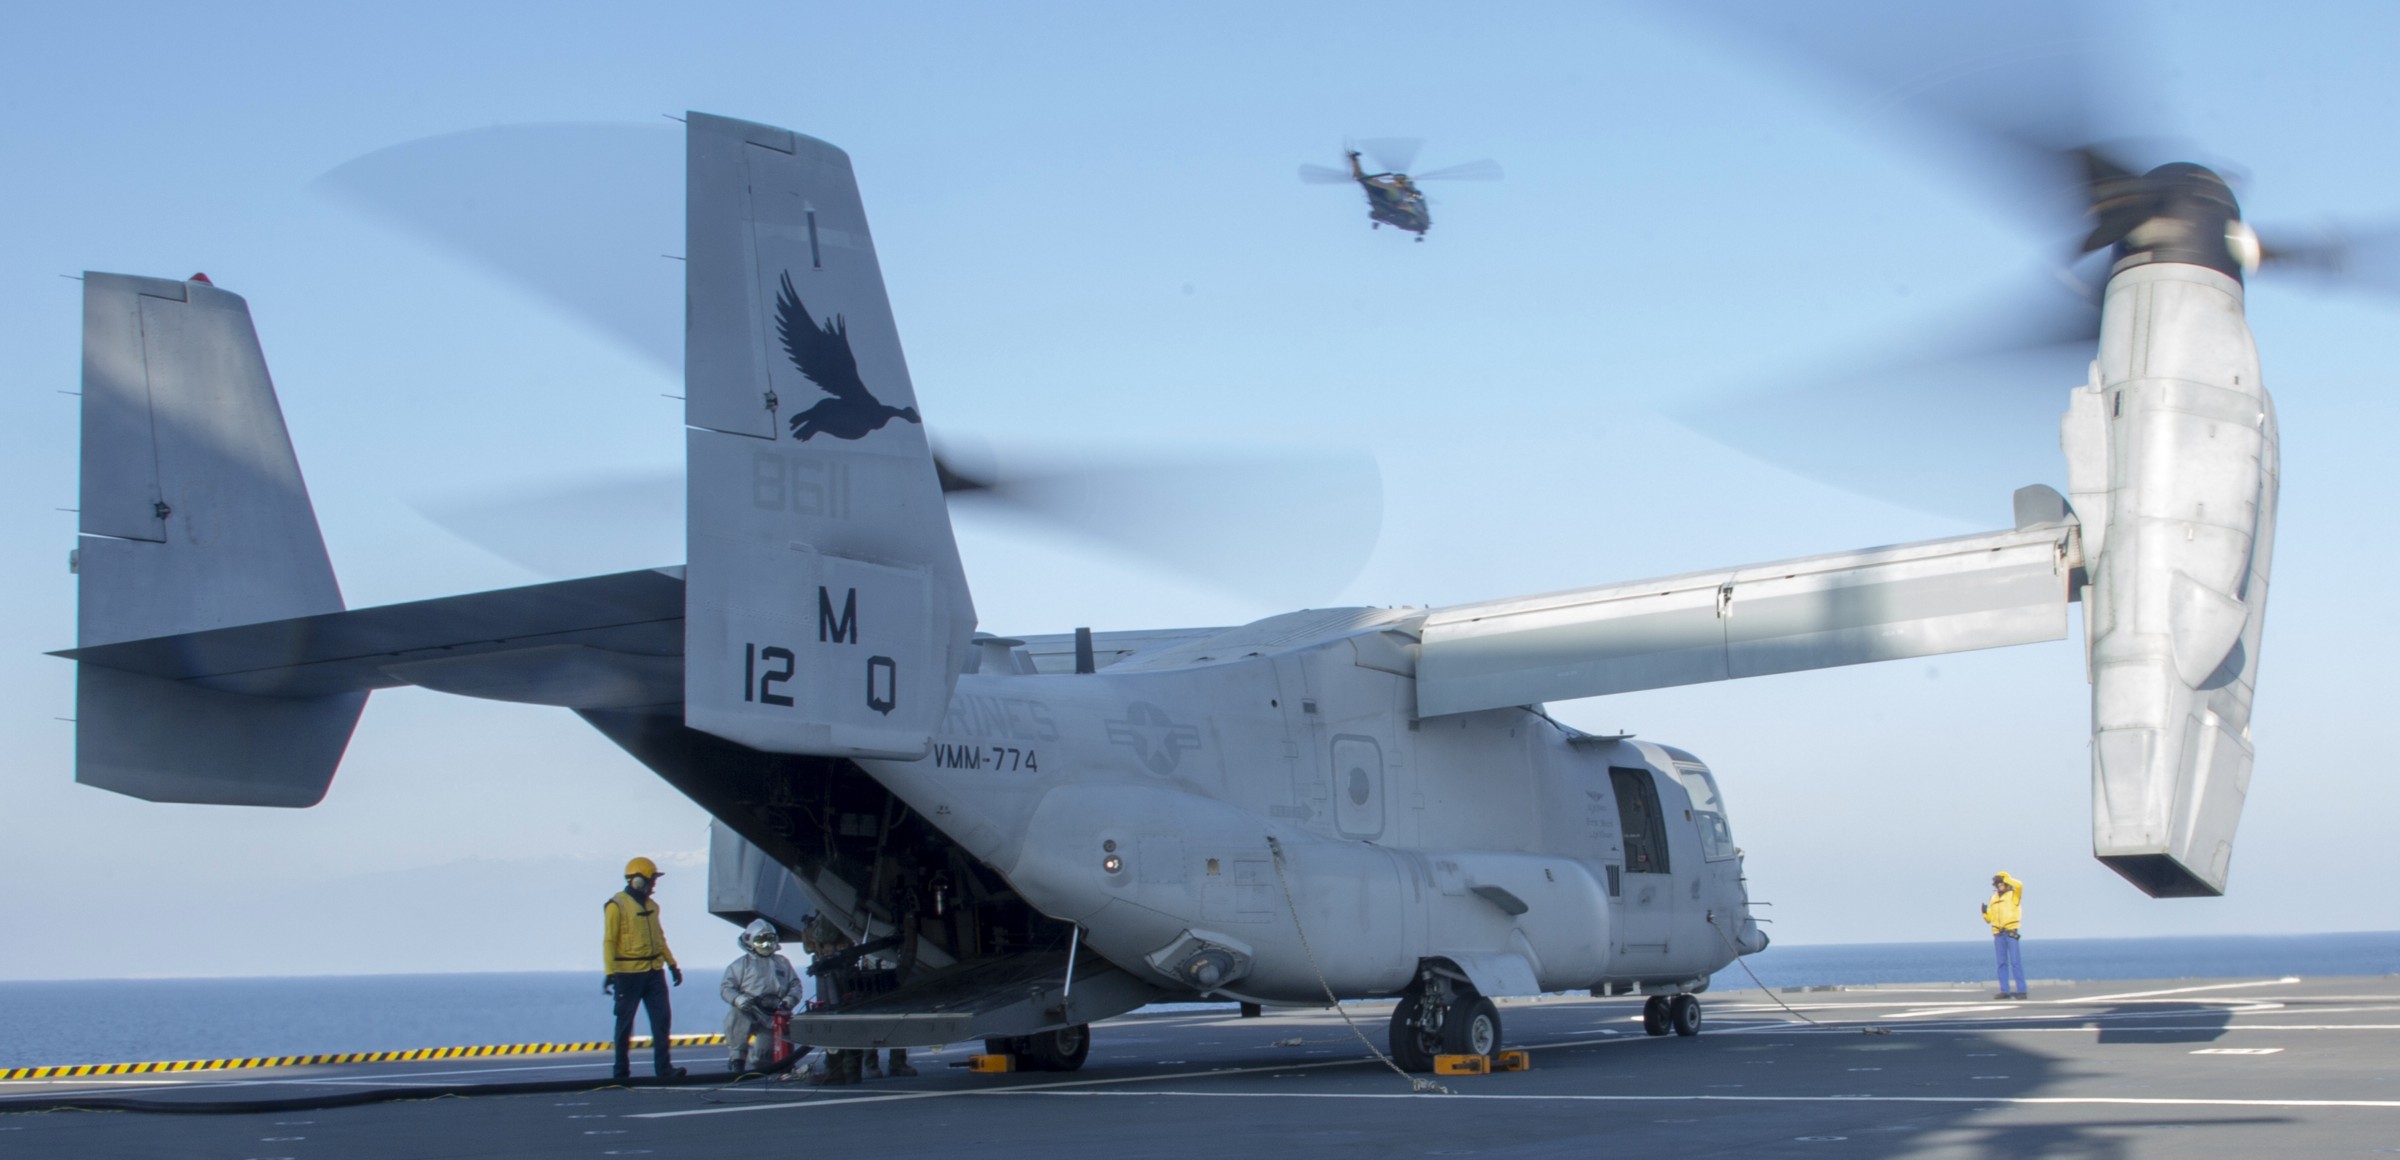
xmin=1300 ymin=138 xmax=1502 ymax=240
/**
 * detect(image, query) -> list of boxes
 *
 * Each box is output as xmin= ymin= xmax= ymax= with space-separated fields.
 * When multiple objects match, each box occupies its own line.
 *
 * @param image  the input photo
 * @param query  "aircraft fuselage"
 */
xmin=829 ymin=608 xmax=1762 ymax=1006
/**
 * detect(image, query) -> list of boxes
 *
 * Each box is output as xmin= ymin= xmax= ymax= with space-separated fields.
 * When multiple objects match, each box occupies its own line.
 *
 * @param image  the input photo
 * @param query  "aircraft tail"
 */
xmin=681 ymin=114 xmax=975 ymax=758
xmin=72 ymin=273 xmax=365 ymax=806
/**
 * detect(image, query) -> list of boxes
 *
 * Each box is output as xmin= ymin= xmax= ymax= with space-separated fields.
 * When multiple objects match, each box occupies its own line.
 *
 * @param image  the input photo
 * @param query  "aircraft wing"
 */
xmin=1415 ymin=511 xmax=2080 ymax=718
xmin=56 ymin=567 xmax=686 ymax=708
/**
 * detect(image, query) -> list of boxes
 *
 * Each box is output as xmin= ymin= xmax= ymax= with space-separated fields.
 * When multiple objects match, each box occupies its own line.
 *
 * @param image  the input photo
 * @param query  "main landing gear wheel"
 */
xmin=1005 ymin=1024 xmax=1090 ymax=1072
xmin=1670 ymin=994 xmax=1703 ymax=1037
xmin=1387 ymin=996 xmax=1440 ymax=1072
xmin=1442 ymin=997 xmax=1501 ymax=1057
xmin=1641 ymin=995 xmax=1672 ymax=1037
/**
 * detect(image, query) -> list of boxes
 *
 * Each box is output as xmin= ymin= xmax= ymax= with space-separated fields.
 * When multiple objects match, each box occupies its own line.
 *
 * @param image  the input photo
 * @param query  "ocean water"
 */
xmin=3 ymin=932 xmax=2393 ymax=1069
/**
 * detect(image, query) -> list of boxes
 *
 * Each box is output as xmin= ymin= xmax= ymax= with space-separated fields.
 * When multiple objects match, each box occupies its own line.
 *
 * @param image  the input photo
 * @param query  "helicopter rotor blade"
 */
xmin=315 ymin=122 xmax=684 ymax=374
xmin=1414 ymin=159 xmax=1504 ymax=182
xmin=1354 ymin=137 xmax=1423 ymax=176
xmin=1297 ymin=162 xmax=1356 ymax=185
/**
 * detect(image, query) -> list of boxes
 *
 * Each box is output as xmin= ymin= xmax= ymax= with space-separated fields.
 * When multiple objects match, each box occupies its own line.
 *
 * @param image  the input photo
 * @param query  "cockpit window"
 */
xmin=1673 ymin=762 xmax=1738 ymax=862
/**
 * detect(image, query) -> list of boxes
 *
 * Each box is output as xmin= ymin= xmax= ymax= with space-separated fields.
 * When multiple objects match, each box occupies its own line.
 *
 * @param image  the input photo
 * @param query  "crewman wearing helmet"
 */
xmin=721 ymin=919 xmax=803 ymax=1074
xmin=1981 ymin=871 xmax=2027 ymax=1000
xmin=604 ymin=856 xmax=685 ymax=1080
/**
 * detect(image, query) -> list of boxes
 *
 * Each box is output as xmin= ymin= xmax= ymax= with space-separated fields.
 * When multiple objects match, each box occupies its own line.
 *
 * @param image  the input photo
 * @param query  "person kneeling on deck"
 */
xmin=604 ymin=856 xmax=686 ymax=1080
xmin=721 ymin=919 xmax=803 ymax=1074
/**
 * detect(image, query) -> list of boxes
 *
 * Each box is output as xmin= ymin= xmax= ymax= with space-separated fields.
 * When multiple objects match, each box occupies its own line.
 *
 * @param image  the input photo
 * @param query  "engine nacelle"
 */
xmin=2064 ymin=259 xmax=2279 ymax=897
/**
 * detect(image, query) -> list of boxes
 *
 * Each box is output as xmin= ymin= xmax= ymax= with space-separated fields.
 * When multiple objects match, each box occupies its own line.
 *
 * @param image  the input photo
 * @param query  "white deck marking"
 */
xmin=2063 ymin=978 xmax=2301 ymax=1003
xmin=1715 ymin=979 xmax=2310 ymax=1018
xmin=1011 ymin=1090 xmax=2400 ymax=1110
xmin=1753 ymin=1023 xmax=2400 ymax=1035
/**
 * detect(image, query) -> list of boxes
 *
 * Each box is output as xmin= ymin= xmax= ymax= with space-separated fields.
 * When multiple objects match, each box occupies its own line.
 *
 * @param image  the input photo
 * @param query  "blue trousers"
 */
xmin=1993 ymin=933 xmax=2026 ymax=995
xmin=610 ymin=969 xmax=674 ymax=1077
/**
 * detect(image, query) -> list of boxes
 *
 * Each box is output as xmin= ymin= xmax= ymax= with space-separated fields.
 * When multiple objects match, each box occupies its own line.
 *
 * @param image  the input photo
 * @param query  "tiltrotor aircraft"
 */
xmin=57 ymin=111 xmax=2275 ymax=1070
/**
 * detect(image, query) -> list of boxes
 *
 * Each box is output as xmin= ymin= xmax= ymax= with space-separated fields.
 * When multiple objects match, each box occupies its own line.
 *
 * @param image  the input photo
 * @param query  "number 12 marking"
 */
xmin=744 ymin=643 xmax=795 ymax=707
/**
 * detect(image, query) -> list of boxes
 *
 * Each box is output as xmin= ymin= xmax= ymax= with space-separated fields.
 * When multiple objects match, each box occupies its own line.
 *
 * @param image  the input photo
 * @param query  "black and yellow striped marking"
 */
xmin=0 ymin=1033 xmax=727 ymax=1081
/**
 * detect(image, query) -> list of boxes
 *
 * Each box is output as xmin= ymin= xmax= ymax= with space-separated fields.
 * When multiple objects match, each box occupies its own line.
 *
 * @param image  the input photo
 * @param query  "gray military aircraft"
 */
xmin=56 ymin=111 xmax=2274 ymax=1069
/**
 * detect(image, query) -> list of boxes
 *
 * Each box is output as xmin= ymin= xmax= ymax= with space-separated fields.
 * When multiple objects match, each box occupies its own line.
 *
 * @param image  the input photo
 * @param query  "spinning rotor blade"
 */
xmin=1664 ymin=0 xmax=2133 ymax=245
xmin=1354 ymin=137 xmax=1423 ymax=176
xmin=1298 ymin=162 xmax=1356 ymax=185
xmin=337 ymin=123 xmax=1385 ymax=599
xmin=1414 ymin=159 xmax=1504 ymax=182
xmin=1651 ymin=1 xmax=2400 ymax=513
xmin=413 ymin=467 xmax=684 ymax=579
xmin=418 ymin=447 xmax=1384 ymax=604
xmin=316 ymin=122 xmax=684 ymax=373
xmin=941 ymin=446 xmax=1385 ymax=603
xmin=1662 ymin=267 xmax=2101 ymax=522
xmin=2256 ymin=219 xmax=2400 ymax=301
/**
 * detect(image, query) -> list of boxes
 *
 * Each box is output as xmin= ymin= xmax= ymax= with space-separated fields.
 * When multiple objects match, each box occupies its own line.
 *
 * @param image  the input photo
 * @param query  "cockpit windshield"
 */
xmin=1672 ymin=761 xmax=1738 ymax=862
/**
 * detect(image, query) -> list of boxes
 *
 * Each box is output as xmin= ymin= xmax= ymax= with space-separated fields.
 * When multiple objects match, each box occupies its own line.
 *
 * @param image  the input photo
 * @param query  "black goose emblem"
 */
xmin=775 ymin=271 xmax=921 ymax=441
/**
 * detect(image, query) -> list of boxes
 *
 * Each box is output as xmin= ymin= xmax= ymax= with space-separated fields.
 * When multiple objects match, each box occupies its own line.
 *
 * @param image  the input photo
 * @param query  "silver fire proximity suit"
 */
xmin=720 ymin=920 xmax=803 ymax=1071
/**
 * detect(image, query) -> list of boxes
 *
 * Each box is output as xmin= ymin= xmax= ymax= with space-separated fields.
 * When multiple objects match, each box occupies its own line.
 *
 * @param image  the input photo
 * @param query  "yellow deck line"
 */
xmin=0 ymin=1034 xmax=726 ymax=1081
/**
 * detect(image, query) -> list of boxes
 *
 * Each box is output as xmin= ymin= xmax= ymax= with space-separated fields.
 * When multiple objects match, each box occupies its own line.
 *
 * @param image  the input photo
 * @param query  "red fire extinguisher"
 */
xmin=771 ymin=1008 xmax=795 ymax=1066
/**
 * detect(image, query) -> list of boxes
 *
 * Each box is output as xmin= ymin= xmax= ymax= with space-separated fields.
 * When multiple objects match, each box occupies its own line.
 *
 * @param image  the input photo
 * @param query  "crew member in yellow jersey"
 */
xmin=604 ymin=856 xmax=686 ymax=1079
xmin=1981 ymin=871 xmax=2027 ymax=1000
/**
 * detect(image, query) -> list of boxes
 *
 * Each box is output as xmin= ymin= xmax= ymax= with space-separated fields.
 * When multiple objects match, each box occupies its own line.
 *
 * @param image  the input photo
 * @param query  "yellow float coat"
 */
xmin=1982 ymin=872 xmax=2023 ymax=935
xmin=604 ymin=891 xmax=678 ymax=974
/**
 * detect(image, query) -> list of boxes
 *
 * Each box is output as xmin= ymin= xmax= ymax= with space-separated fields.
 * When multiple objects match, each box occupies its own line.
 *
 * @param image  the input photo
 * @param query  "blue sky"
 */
xmin=3 ymin=1 xmax=2396 ymax=979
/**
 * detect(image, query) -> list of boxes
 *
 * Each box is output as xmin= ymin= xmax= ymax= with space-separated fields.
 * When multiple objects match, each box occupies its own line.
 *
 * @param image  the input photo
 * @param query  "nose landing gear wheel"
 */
xmin=1670 ymin=994 xmax=1703 ymax=1037
xmin=1641 ymin=995 xmax=1672 ymax=1036
xmin=1387 ymin=995 xmax=1440 ymax=1071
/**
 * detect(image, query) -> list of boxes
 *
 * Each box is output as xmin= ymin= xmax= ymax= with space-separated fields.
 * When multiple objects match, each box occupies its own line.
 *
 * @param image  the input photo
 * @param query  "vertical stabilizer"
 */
xmin=682 ymin=114 xmax=975 ymax=759
xmin=74 ymin=273 xmax=364 ymax=806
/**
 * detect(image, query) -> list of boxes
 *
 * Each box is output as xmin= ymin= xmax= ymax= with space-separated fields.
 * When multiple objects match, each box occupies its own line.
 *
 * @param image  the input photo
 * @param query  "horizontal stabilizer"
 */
xmin=1417 ymin=516 xmax=2079 ymax=717
xmin=59 ymin=568 xmax=685 ymax=704
xmin=78 ymin=666 xmax=364 ymax=807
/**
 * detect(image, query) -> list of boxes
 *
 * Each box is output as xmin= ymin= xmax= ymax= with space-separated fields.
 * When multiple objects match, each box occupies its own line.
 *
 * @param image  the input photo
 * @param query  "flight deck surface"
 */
xmin=6 ymin=974 xmax=2396 ymax=1158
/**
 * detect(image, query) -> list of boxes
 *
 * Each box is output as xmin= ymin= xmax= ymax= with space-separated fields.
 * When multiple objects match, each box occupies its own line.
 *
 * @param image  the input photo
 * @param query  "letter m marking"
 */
xmin=818 ymin=586 xmax=859 ymax=644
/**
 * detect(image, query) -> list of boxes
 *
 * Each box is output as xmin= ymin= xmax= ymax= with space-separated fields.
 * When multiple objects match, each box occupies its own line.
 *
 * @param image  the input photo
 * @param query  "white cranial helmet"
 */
xmin=740 ymin=918 xmax=780 ymax=956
